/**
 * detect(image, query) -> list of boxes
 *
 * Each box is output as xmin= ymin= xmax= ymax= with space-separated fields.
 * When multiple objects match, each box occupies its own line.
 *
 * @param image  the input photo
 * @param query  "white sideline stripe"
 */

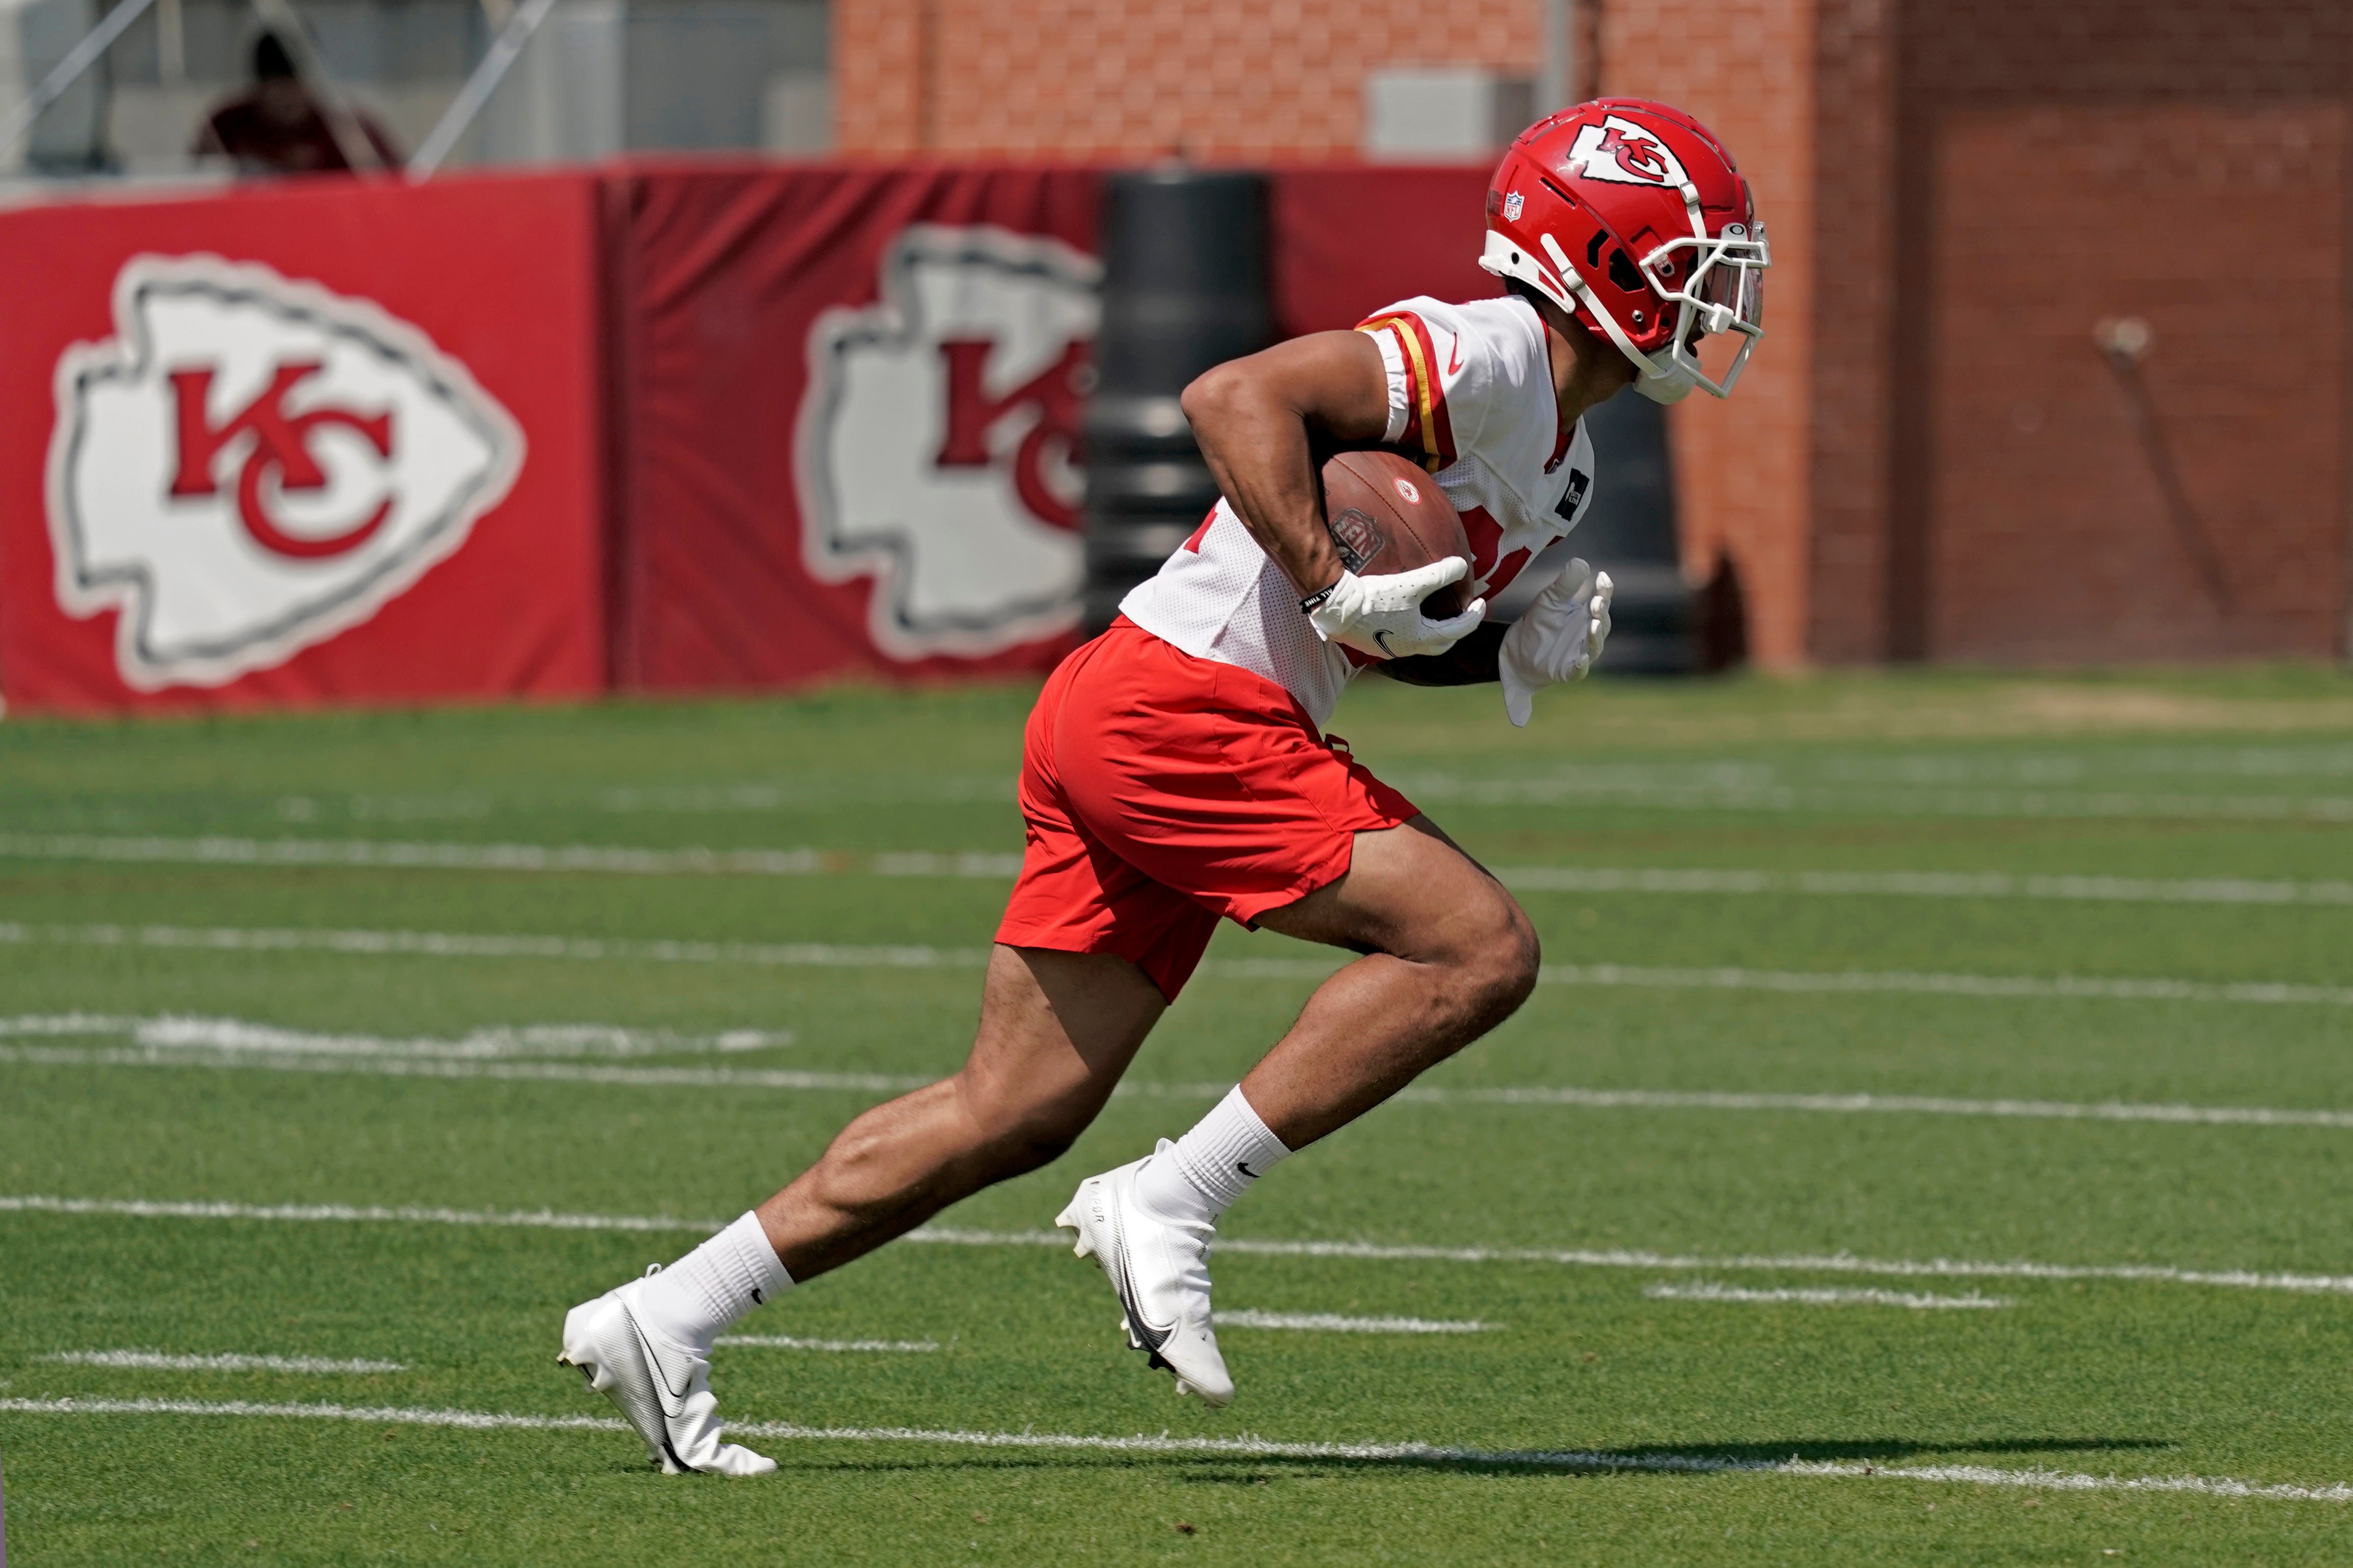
xmin=0 ymin=1397 xmax=2343 ymax=1501
xmin=9 ymin=1195 xmax=2352 ymax=1296
xmin=0 ymin=1014 xmax=790 ymax=1060
xmin=39 ymin=1350 xmax=406 ymax=1373
xmin=1396 ymin=1083 xmax=2353 ymax=1130
xmin=715 ymin=1335 xmax=938 ymax=1353
xmin=18 ymin=1039 xmax=2353 ymax=1132
xmin=0 ymin=1044 xmax=930 ymax=1095
xmin=915 ymin=1227 xmax=2353 ymax=1297
xmin=1531 ymin=962 xmax=2353 ymax=1009
xmin=1644 ymin=1283 xmax=2010 ymax=1311
xmin=1215 ymin=1310 xmax=1495 ymax=1334
xmin=11 ymin=830 xmax=2350 ymax=906
xmin=0 ymin=921 xmax=992 ymax=971
xmin=1498 ymin=865 xmax=2353 ymax=907
xmin=1400 ymin=774 xmax=2353 ymax=823
xmin=7 ymin=922 xmax=2352 ymax=1014
xmin=0 ymin=833 xmax=1024 ymax=880
xmin=0 ymin=1194 xmax=721 ymax=1234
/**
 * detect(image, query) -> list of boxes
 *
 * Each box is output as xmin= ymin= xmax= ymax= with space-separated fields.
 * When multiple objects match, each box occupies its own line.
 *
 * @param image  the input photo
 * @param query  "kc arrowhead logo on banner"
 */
xmin=46 ymin=255 xmax=524 ymax=690
xmin=797 ymin=225 xmax=1097 ymax=660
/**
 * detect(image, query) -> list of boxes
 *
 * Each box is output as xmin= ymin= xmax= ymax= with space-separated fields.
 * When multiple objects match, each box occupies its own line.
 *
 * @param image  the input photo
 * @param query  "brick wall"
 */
xmin=833 ymin=0 xmax=2353 ymax=666
xmin=1600 ymin=0 xmax=1819 ymax=667
xmin=1923 ymin=105 xmax=2347 ymax=661
xmin=836 ymin=0 xmax=1539 ymax=160
xmin=1802 ymin=0 xmax=1897 ymax=663
xmin=1896 ymin=0 xmax=2353 ymax=663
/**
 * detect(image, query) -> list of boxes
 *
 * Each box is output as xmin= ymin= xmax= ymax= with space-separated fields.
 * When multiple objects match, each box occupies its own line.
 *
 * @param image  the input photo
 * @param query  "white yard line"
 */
xmin=1392 ymin=1083 xmax=2353 ymax=1130
xmin=14 ymin=1021 xmax=2353 ymax=1131
xmin=915 ymin=1227 xmax=2353 ymax=1296
xmin=1496 ymin=866 xmax=2353 ymax=907
xmin=0 ymin=1396 xmax=2342 ymax=1500
xmin=1644 ymin=1283 xmax=2010 ymax=1311
xmin=7 ymin=922 xmax=2351 ymax=1013
xmin=39 ymin=1350 xmax=406 ymax=1373
xmin=1398 ymin=774 xmax=2353 ymax=823
xmin=10 ymin=832 xmax=2353 ymax=906
xmin=8 ymin=1194 xmax=2351 ymax=1296
xmin=1530 ymin=961 xmax=2353 ymax=1008
xmin=0 ymin=1044 xmax=932 ymax=1094
xmin=1215 ymin=1310 xmax=1496 ymax=1334
xmin=0 ymin=833 xmax=1023 ymax=879
xmin=0 ymin=921 xmax=993 ymax=970
xmin=0 ymin=1015 xmax=789 ymax=1060
xmin=715 ymin=1335 xmax=938 ymax=1353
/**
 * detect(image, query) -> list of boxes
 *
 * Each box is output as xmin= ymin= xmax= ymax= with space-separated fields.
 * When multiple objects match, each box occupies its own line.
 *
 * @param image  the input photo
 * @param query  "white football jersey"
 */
xmin=1120 ymin=292 xmax=1596 ymax=727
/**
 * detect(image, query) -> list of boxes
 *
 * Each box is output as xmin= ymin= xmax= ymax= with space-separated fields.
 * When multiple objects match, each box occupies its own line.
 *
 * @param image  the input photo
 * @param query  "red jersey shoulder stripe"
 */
xmin=1355 ymin=312 xmax=1458 ymax=474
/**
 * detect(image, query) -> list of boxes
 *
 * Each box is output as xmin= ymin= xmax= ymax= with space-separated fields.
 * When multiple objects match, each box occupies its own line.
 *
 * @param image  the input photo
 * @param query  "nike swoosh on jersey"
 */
xmin=1446 ymin=336 xmax=1464 ymax=375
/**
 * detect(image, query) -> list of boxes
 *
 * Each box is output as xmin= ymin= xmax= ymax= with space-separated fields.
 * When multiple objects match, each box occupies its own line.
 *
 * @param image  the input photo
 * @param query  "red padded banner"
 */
xmin=1268 ymin=165 xmax=1492 ymax=338
xmin=0 ymin=171 xmax=609 ymax=714
xmin=613 ymin=163 xmax=1101 ymax=692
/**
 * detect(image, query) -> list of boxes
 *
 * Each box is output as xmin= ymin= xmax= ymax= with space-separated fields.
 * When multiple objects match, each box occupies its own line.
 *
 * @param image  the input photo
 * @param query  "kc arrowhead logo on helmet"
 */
xmin=1480 ymin=98 xmax=1769 ymax=404
xmin=1564 ymin=116 xmax=1691 ymax=188
xmin=797 ymin=225 xmax=1096 ymax=660
xmin=47 ymin=255 xmax=523 ymax=690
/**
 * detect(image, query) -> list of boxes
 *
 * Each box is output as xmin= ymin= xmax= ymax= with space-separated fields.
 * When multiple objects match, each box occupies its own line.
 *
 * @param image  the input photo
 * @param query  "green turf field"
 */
xmin=5 ymin=666 xmax=2353 ymax=1564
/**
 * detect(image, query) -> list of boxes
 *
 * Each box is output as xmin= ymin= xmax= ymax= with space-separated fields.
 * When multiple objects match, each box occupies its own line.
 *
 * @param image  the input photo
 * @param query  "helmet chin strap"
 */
xmin=1534 ymin=231 xmax=1698 ymax=404
xmin=1635 ymin=363 xmax=1697 ymax=404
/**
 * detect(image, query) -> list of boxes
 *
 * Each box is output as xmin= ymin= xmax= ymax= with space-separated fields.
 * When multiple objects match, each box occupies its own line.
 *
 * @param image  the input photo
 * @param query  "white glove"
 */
xmin=1304 ymin=560 xmax=1487 ymax=661
xmin=1498 ymin=559 xmax=1612 ymax=726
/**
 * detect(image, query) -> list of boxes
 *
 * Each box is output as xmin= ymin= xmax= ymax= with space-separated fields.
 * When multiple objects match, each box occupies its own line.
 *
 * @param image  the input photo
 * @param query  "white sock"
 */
xmin=634 ymin=1210 xmax=792 ymax=1351
xmin=1137 ymin=1085 xmax=1292 ymax=1223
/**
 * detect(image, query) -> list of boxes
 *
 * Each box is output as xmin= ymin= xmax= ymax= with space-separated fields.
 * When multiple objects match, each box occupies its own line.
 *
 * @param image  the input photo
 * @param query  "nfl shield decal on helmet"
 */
xmin=1502 ymin=191 xmax=1523 ymax=221
xmin=47 ymin=254 xmax=523 ymax=690
xmin=1564 ymin=115 xmax=1691 ymax=188
xmin=797 ymin=224 xmax=1096 ymax=659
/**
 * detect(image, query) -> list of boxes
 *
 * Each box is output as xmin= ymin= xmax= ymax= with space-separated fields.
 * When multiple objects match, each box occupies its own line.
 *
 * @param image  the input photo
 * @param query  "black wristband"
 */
xmin=1299 ymin=584 xmax=1336 ymax=615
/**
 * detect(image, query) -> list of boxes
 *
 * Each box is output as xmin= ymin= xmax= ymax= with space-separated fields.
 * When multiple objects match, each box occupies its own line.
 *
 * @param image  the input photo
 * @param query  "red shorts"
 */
xmin=995 ymin=617 xmax=1420 ymax=1001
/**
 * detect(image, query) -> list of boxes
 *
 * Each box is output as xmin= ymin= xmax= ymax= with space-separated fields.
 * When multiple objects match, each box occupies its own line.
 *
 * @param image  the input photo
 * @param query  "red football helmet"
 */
xmin=1480 ymin=98 xmax=1768 ymax=402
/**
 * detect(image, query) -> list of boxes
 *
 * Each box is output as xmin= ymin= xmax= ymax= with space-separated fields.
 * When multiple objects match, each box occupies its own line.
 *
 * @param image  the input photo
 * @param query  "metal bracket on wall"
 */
xmin=0 ymin=0 xmax=156 ymax=157
xmin=2095 ymin=315 xmax=2233 ymax=614
xmin=407 ymin=0 xmax=562 ymax=177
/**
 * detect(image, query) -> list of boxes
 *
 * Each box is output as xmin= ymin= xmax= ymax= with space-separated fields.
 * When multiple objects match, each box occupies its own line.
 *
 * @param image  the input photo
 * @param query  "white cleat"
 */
xmin=1055 ymin=1141 xmax=1234 ymax=1407
xmin=557 ymin=1268 xmax=775 ymax=1476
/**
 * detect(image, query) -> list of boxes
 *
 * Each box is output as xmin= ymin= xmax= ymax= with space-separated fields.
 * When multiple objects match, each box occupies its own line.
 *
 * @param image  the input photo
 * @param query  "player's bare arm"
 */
xmin=1178 ymin=329 xmax=1391 ymax=599
xmin=1183 ymin=332 xmax=1485 ymax=661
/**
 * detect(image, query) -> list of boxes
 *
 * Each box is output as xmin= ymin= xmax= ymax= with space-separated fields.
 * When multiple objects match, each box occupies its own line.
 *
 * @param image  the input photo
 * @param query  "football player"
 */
xmin=560 ymin=99 xmax=1768 ymax=1474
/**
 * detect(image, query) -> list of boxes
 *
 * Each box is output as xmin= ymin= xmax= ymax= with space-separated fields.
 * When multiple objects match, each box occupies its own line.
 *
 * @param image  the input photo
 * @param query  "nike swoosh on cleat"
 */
xmin=630 ymin=1315 xmax=693 ymax=1406
xmin=1107 ymin=1215 xmax=1173 ymax=1353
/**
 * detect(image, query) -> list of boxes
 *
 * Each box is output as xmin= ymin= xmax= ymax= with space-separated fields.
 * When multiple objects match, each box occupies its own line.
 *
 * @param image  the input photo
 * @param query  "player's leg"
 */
xmin=1238 ymin=814 xmax=1537 ymax=1146
xmin=1058 ymin=817 xmax=1537 ymax=1408
xmin=755 ymin=943 xmax=1165 ymax=1279
xmin=560 ymin=943 xmax=1164 ymax=1473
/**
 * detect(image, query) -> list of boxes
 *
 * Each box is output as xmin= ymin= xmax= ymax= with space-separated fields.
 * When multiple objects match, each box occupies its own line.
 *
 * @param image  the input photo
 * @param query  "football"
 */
xmin=1320 ymin=450 xmax=1474 ymax=621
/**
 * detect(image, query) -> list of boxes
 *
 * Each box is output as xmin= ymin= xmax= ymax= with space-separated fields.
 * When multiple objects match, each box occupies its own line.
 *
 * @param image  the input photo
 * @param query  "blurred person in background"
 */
xmin=192 ymin=32 xmax=400 ymax=175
